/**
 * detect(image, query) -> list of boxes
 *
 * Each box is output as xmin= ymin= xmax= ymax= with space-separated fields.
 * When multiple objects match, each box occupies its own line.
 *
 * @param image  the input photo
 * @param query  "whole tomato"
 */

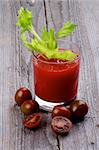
xmin=15 ymin=87 xmax=32 ymax=106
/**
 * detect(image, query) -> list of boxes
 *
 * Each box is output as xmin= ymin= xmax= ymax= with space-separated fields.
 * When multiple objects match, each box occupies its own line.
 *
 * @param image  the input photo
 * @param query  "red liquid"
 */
xmin=33 ymin=53 xmax=80 ymax=103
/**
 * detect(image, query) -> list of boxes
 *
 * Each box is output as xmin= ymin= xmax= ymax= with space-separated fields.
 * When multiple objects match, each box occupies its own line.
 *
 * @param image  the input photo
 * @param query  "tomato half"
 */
xmin=23 ymin=113 xmax=42 ymax=129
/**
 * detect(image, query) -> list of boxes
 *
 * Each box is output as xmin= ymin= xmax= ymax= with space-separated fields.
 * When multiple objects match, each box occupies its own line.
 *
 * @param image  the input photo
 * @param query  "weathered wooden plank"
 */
xmin=1 ymin=0 xmax=99 ymax=150
xmin=44 ymin=0 xmax=99 ymax=150
xmin=0 ymin=0 xmax=58 ymax=150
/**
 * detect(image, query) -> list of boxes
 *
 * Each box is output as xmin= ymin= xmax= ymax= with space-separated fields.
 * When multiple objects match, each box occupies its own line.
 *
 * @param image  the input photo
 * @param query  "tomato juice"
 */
xmin=33 ymin=51 xmax=80 ymax=104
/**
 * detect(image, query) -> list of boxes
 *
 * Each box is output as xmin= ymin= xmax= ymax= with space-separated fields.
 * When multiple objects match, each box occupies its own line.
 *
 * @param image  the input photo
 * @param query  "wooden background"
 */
xmin=0 ymin=0 xmax=99 ymax=149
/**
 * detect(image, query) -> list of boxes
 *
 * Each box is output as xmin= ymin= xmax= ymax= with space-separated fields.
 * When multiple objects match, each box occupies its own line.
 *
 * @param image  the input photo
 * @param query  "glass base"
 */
xmin=35 ymin=95 xmax=65 ymax=112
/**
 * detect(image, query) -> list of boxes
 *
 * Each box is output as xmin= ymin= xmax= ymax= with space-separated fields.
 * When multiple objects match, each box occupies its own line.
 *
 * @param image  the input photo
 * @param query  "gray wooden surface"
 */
xmin=0 ymin=0 xmax=99 ymax=150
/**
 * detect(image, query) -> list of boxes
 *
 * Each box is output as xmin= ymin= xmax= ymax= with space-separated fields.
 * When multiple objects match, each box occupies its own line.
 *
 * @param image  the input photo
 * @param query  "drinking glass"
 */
xmin=33 ymin=40 xmax=80 ymax=111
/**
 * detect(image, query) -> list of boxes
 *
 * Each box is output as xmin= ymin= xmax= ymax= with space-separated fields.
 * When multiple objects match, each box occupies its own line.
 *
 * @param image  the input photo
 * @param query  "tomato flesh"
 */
xmin=23 ymin=113 xmax=42 ymax=129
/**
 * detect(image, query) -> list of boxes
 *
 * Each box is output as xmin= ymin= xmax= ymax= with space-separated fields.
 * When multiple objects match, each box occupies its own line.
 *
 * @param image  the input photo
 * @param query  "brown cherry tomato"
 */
xmin=15 ymin=87 xmax=32 ymax=106
xmin=51 ymin=116 xmax=72 ymax=135
xmin=70 ymin=100 xmax=88 ymax=120
xmin=52 ymin=105 xmax=71 ymax=119
xmin=23 ymin=113 xmax=42 ymax=129
xmin=20 ymin=100 xmax=39 ymax=115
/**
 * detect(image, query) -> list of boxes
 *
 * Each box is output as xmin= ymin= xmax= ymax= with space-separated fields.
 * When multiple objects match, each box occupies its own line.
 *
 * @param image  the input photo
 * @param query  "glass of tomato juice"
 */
xmin=33 ymin=40 xmax=80 ymax=111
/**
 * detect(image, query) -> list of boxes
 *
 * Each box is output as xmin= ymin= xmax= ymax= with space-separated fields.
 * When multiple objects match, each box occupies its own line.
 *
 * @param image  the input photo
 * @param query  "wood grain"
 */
xmin=44 ymin=0 xmax=99 ymax=150
xmin=0 ymin=0 xmax=58 ymax=150
xmin=0 ymin=0 xmax=99 ymax=150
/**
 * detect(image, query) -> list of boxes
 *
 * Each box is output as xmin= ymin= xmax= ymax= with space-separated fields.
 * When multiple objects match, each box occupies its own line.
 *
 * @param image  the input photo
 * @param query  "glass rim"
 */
xmin=33 ymin=40 xmax=80 ymax=65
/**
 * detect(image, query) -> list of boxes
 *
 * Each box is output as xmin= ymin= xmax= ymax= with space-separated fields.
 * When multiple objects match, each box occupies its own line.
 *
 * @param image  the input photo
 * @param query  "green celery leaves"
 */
xmin=42 ymin=27 xmax=57 ymax=49
xmin=57 ymin=21 xmax=77 ymax=38
xmin=16 ymin=7 xmax=33 ymax=33
xmin=16 ymin=7 xmax=77 ymax=61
